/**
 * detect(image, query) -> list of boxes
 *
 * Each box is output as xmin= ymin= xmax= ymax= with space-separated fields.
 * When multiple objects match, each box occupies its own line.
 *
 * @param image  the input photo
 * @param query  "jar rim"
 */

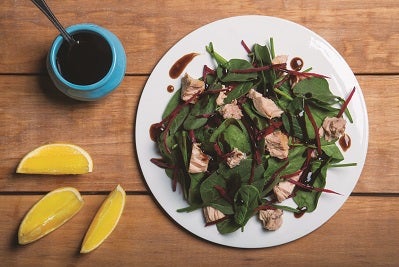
xmin=48 ymin=23 xmax=118 ymax=91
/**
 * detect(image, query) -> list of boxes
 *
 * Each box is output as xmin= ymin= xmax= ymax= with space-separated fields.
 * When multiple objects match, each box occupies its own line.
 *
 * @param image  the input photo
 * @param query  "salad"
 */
xmin=150 ymin=38 xmax=356 ymax=234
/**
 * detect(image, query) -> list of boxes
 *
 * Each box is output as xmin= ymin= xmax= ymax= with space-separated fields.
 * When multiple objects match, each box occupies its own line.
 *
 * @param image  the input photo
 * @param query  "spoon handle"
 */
xmin=31 ymin=0 xmax=77 ymax=46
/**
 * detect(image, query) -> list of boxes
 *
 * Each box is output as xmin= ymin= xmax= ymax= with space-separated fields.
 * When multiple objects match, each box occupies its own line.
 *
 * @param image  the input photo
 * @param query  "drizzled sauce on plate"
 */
xmin=290 ymin=57 xmax=304 ymax=71
xmin=339 ymin=133 xmax=351 ymax=151
xmin=169 ymin=53 xmax=199 ymax=79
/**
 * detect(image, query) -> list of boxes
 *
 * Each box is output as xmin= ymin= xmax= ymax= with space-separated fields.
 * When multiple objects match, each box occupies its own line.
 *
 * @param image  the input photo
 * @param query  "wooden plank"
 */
xmin=0 ymin=75 xmax=145 ymax=192
xmin=354 ymin=75 xmax=399 ymax=193
xmin=1 ymin=195 xmax=398 ymax=266
xmin=0 ymin=75 xmax=398 ymax=193
xmin=0 ymin=0 xmax=398 ymax=74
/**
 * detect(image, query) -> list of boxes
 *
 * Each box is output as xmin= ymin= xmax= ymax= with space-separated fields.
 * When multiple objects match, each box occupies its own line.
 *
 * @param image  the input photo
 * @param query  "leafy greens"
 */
xmin=150 ymin=38 xmax=355 ymax=234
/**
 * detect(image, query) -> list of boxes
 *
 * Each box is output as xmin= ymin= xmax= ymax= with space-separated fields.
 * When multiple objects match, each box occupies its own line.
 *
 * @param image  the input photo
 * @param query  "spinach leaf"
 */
xmin=183 ymin=94 xmax=216 ymax=130
xmin=234 ymin=185 xmax=260 ymax=226
xmin=293 ymin=78 xmax=339 ymax=105
xmin=241 ymin=101 xmax=269 ymax=130
xmin=293 ymin=160 xmax=328 ymax=212
xmin=253 ymin=43 xmax=275 ymax=95
xmin=224 ymin=82 xmax=253 ymax=103
xmin=188 ymin=172 xmax=206 ymax=206
xmin=217 ymin=59 xmax=258 ymax=83
xmin=220 ymin=123 xmax=251 ymax=154
xmin=169 ymin=104 xmax=190 ymax=135
xmin=321 ymin=141 xmax=344 ymax=163
xmin=199 ymin=165 xmax=233 ymax=214
xmin=216 ymin=218 xmax=242 ymax=234
xmin=162 ymin=89 xmax=182 ymax=119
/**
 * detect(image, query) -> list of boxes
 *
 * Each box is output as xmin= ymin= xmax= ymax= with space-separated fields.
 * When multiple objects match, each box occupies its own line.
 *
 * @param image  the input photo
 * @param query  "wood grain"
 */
xmin=1 ymin=195 xmax=397 ymax=266
xmin=0 ymin=0 xmax=398 ymax=74
xmin=0 ymin=75 xmax=398 ymax=193
xmin=1 ymin=1 xmax=398 ymax=265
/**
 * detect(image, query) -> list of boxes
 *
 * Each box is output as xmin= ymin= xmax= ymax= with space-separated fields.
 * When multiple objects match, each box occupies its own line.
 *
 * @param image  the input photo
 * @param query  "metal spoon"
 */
xmin=31 ymin=0 xmax=77 ymax=47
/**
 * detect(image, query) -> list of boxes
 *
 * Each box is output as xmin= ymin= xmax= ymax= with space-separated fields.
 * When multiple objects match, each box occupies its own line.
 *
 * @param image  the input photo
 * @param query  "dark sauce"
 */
xmin=149 ymin=123 xmax=164 ymax=141
xmin=294 ymin=207 xmax=307 ymax=218
xmin=339 ymin=133 xmax=351 ymax=151
xmin=56 ymin=32 xmax=112 ymax=85
xmin=169 ymin=53 xmax=199 ymax=79
xmin=290 ymin=57 xmax=304 ymax=71
xmin=167 ymin=85 xmax=175 ymax=93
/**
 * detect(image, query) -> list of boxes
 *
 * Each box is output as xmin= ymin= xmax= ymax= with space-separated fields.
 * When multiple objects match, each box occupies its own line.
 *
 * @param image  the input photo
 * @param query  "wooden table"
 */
xmin=1 ymin=0 xmax=398 ymax=266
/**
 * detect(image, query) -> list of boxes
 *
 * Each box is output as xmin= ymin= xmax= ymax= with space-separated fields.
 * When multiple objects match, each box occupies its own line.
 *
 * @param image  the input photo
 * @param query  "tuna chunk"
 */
xmin=247 ymin=89 xmax=284 ymax=119
xmin=319 ymin=116 xmax=346 ymax=142
xmin=259 ymin=209 xmax=283 ymax=231
xmin=216 ymin=91 xmax=227 ymax=106
xmin=272 ymin=55 xmax=288 ymax=65
xmin=188 ymin=143 xmax=210 ymax=173
xmin=265 ymin=130 xmax=289 ymax=159
xmin=273 ymin=171 xmax=302 ymax=202
xmin=226 ymin=148 xmax=247 ymax=168
xmin=203 ymin=206 xmax=225 ymax=224
xmin=181 ymin=73 xmax=205 ymax=104
xmin=219 ymin=100 xmax=243 ymax=120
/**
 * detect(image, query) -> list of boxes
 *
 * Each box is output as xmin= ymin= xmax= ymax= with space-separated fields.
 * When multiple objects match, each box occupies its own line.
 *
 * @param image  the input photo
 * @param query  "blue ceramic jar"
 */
xmin=47 ymin=23 xmax=126 ymax=101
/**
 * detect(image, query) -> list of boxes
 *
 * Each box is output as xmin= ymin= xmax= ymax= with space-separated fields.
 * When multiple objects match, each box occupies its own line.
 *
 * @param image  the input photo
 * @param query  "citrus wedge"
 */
xmin=80 ymin=184 xmax=126 ymax=253
xmin=16 ymin=143 xmax=93 ymax=175
xmin=18 ymin=187 xmax=84 ymax=245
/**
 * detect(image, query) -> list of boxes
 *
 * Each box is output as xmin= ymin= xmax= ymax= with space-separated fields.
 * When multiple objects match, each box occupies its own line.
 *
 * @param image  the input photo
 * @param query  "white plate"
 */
xmin=135 ymin=15 xmax=368 ymax=248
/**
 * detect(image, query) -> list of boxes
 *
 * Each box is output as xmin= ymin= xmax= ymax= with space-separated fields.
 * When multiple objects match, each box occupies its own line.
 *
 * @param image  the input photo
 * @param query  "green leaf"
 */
xmin=220 ymin=123 xmax=251 ymax=154
xmin=242 ymin=101 xmax=269 ymax=130
xmin=224 ymin=82 xmax=253 ymax=103
xmin=218 ymin=59 xmax=258 ymax=82
xmin=253 ymin=43 xmax=275 ymax=95
xmin=188 ymin=172 xmax=206 ymax=206
xmin=234 ymin=185 xmax=260 ymax=226
xmin=293 ymin=78 xmax=338 ymax=105
xmin=321 ymin=141 xmax=344 ymax=163
xmin=169 ymin=105 xmax=190 ymax=135
xmin=293 ymin=160 xmax=328 ymax=212
xmin=162 ymin=89 xmax=182 ymax=119
xmin=206 ymin=42 xmax=228 ymax=67
xmin=183 ymin=95 xmax=216 ymax=130
xmin=216 ymin=217 xmax=241 ymax=234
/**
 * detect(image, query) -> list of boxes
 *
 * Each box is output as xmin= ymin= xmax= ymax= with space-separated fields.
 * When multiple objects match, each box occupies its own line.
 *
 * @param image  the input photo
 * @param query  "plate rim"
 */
xmin=135 ymin=15 xmax=369 ymax=248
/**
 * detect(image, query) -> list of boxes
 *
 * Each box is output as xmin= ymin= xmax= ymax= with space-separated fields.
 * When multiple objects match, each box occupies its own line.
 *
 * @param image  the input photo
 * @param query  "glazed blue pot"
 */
xmin=47 ymin=23 xmax=126 ymax=101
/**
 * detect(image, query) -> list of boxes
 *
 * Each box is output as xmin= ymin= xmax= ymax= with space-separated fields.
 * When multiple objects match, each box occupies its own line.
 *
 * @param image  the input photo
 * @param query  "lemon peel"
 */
xmin=18 ymin=187 xmax=84 ymax=245
xmin=16 ymin=143 xmax=93 ymax=175
xmin=80 ymin=184 xmax=126 ymax=253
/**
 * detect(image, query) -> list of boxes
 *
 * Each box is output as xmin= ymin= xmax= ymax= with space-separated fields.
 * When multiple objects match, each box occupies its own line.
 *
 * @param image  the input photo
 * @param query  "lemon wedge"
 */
xmin=16 ymin=143 xmax=93 ymax=175
xmin=18 ymin=187 xmax=84 ymax=245
xmin=80 ymin=184 xmax=126 ymax=253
